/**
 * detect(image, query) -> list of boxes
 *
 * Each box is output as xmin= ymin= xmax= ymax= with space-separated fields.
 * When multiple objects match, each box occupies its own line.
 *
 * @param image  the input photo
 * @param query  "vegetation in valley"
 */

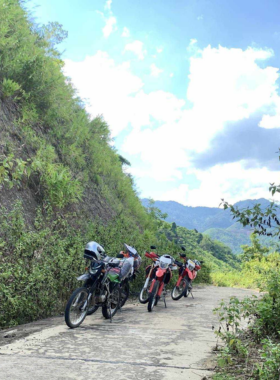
xmin=142 ymin=199 xmax=279 ymax=254
xmin=211 ymin=234 xmax=280 ymax=289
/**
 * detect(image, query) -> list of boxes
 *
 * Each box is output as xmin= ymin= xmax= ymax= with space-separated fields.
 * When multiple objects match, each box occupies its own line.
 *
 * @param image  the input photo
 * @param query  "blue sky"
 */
xmin=27 ymin=0 xmax=280 ymax=206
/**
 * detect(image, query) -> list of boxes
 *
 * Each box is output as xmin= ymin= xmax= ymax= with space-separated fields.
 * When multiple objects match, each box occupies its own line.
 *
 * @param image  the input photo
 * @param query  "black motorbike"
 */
xmin=65 ymin=259 xmax=121 ymax=328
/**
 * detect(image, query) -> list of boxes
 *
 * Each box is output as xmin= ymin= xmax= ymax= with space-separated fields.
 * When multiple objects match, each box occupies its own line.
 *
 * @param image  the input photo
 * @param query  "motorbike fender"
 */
xmin=193 ymin=271 xmax=197 ymax=280
xmin=155 ymin=267 xmax=165 ymax=279
xmin=183 ymin=268 xmax=194 ymax=280
xmin=77 ymin=273 xmax=91 ymax=281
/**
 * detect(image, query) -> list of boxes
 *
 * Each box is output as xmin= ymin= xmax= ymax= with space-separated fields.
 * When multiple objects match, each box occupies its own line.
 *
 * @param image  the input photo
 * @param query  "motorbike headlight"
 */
xmin=187 ymin=260 xmax=195 ymax=271
xmin=89 ymin=267 xmax=98 ymax=274
xmin=159 ymin=262 xmax=169 ymax=269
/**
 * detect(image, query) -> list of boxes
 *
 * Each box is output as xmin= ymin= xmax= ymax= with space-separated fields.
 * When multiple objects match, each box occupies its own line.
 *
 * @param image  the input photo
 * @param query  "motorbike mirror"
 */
xmin=179 ymin=253 xmax=186 ymax=258
xmin=150 ymin=245 xmax=157 ymax=250
xmin=181 ymin=246 xmax=186 ymax=251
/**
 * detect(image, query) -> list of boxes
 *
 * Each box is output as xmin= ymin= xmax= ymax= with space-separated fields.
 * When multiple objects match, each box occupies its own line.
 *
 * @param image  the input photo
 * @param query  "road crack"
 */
xmin=0 ymin=353 xmax=214 ymax=371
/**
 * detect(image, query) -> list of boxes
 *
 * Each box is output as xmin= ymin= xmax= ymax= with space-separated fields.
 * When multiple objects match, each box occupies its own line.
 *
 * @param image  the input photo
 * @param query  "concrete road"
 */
xmin=0 ymin=286 xmax=257 ymax=380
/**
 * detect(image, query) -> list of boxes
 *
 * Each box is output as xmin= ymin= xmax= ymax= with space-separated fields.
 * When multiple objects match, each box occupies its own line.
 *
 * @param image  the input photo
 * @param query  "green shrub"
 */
xmin=1 ymin=78 xmax=21 ymax=99
xmin=255 ymin=339 xmax=280 ymax=379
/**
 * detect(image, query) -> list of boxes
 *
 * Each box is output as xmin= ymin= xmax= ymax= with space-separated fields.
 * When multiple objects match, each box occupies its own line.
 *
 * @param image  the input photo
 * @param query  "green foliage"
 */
xmin=241 ymin=234 xmax=269 ymax=262
xmin=0 ymin=154 xmax=31 ymax=189
xmin=213 ymin=259 xmax=280 ymax=379
xmin=212 ymin=235 xmax=280 ymax=289
xmin=255 ymin=339 xmax=280 ymax=379
xmin=1 ymin=78 xmax=21 ymax=99
xmin=32 ymin=147 xmax=83 ymax=208
xmin=221 ymin=195 xmax=280 ymax=238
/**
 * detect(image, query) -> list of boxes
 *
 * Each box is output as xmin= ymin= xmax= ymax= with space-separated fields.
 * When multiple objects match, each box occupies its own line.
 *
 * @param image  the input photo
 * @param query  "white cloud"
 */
xmin=102 ymin=16 xmax=117 ymax=38
xmin=105 ymin=0 xmax=112 ymax=10
xmin=122 ymin=27 xmax=130 ymax=37
xmin=158 ymin=162 xmax=280 ymax=207
xmin=259 ymin=94 xmax=280 ymax=129
xmin=159 ymin=185 xmax=190 ymax=205
xmin=170 ymin=73 xmax=174 ymax=77
xmin=64 ymin=45 xmax=280 ymax=206
xmin=156 ymin=47 xmax=163 ymax=53
xmin=150 ymin=63 xmax=164 ymax=77
xmin=64 ymin=51 xmax=143 ymax=136
xmin=124 ymin=40 xmax=146 ymax=60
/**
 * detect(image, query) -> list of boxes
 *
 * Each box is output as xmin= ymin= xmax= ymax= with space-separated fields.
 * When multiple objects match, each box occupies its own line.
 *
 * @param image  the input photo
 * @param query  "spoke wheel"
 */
xmin=171 ymin=278 xmax=189 ymax=301
xmin=65 ymin=287 xmax=89 ymax=328
xmin=148 ymin=280 xmax=159 ymax=312
xmin=102 ymin=285 xmax=121 ymax=319
xmin=139 ymin=279 xmax=152 ymax=304
xmin=120 ymin=282 xmax=129 ymax=307
xmin=184 ymin=281 xmax=192 ymax=297
xmin=87 ymin=292 xmax=99 ymax=315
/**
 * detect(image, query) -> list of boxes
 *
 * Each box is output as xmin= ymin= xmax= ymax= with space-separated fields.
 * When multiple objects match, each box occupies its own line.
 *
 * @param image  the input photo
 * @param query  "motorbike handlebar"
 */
xmin=108 ymin=262 xmax=119 ymax=268
xmin=174 ymin=260 xmax=183 ymax=267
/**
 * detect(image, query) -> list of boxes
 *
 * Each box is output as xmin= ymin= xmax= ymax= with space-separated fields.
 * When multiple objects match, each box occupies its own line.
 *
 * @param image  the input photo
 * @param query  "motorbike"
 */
xmin=97 ymin=243 xmax=141 ymax=309
xmin=65 ymin=257 xmax=121 ymax=328
xmin=139 ymin=246 xmax=159 ymax=304
xmin=147 ymin=254 xmax=177 ymax=312
xmin=171 ymin=247 xmax=204 ymax=301
xmin=114 ymin=244 xmax=141 ymax=307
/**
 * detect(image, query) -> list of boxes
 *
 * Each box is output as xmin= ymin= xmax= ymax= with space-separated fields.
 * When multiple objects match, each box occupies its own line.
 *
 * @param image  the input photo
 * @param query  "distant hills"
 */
xmin=142 ymin=198 xmax=279 ymax=253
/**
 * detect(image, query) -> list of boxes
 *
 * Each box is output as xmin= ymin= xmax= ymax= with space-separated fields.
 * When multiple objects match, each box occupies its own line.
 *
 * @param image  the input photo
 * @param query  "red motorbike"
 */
xmin=171 ymin=247 xmax=203 ymax=300
xmin=139 ymin=246 xmax=159 ymax=304
xmin=147 ymin=254 xmax=177 ymax=312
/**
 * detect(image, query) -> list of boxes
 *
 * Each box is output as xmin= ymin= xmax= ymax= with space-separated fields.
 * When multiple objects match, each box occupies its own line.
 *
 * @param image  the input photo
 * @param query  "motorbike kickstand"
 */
xmin=190 ymin=291 xmax=194 ymax=299
xmin=163 ymin=295 xmax=167 ymax=308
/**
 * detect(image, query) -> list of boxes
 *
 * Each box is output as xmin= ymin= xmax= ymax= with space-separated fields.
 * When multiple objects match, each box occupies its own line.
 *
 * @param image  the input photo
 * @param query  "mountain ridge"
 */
xmin=142 ymin=198 xmax=277 ymax=253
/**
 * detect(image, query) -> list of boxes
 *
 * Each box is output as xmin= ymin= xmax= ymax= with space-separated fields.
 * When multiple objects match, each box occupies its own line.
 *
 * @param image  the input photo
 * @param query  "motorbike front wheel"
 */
xmin=139 ymin=279 xmax=152 ymax=304
xmin=65 ymin=287 xmax=89 ymax=328
xmin=84 ymin=280 xmax=99 ymax=316
xmin=171 ymin=278 xmax=189 ymax=301
xmin=87 ymin=296 xmax=99 ymax=316
xmin=184 ymin=281 xmax=192 ymax=297
xmin=148 ymin=280 xmax=160 ymax=312
xmin=102 ymin=284 xmax=121 ymax=319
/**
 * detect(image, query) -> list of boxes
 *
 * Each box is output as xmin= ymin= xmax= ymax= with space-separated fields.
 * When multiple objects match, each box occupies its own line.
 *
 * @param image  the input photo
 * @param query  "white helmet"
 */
xmin=84 ymin=241 xmax=105 ymax=261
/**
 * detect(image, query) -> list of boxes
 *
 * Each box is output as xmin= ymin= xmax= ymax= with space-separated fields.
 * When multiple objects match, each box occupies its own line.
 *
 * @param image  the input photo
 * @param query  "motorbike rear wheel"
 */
xmin=148 ymin=280 xmax=159 ymax=312
xmin=102 ymin=284 xmax=121 ymax=319
xmin=171 ymin=278 xmax=189 ymax=301
xmin=120 ymin=281 xmax=130 ymax=307
xmin=65 ymin=287 xmax=89 ymax=328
